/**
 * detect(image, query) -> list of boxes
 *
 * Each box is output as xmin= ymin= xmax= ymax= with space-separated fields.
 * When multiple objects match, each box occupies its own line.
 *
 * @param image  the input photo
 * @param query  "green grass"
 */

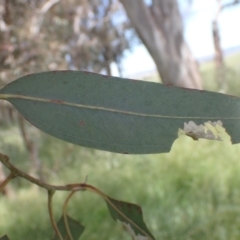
xmin=1 ymin=54 xmax=240 ymax=239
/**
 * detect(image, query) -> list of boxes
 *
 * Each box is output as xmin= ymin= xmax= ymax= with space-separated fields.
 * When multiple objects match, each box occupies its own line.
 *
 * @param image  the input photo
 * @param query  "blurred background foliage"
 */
xmin=0 ymin=0 xmax=134 ymax=81
xmin=0 ymin=0 xmax=240 ymax=240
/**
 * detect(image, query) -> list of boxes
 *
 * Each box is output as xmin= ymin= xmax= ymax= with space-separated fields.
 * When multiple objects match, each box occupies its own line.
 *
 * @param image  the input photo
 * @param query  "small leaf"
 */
xmin=0 ymin=71 xmax=239 ymax=154
xmin=106 ymin=197 xmax=155 ymax=240
xmin=0 ymin=235 xmax=10 ymax=240
xmin=52 ymin=215 xmax=84 ymax=240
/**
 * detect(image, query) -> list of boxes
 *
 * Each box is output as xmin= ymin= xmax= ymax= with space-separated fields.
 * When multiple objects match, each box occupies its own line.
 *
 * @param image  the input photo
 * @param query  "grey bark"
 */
xmin=119 ymin=0 xmax=202 ymax=89
xmin=212 ymin=0 xmax=240 ymax=92
xmin=212 ymin=2 xmax=226 ymax=91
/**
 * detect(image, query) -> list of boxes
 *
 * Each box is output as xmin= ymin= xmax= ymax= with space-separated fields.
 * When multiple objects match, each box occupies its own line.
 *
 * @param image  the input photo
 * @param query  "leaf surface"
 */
xmin=105 ymin=197 xmax=155 ymax=239
xmin=52 ymin=215 xmax=84 ymax=240
xmin=0 ymin=235 xmax=10 ymax=240
xmin=0 ymin=71 xmax=239 ymax=154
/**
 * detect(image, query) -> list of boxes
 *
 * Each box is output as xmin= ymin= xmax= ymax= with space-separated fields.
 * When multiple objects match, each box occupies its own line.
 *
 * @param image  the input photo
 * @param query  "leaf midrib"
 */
xmin=0 ymin=94 xmax=239 ymax=120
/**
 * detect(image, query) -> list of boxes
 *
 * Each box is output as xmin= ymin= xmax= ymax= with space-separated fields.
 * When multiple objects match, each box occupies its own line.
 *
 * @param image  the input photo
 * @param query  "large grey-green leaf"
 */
xmin=0 ymin=71 xmax=239 ymax=154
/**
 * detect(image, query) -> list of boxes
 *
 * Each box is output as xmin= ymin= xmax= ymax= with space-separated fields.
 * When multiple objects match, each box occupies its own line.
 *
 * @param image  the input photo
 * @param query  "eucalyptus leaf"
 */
xmin=0 ymin=235 xmax=10 ymax=240
xmin=106 ymin=197 xmax=155 ymax=240
xmin=0 ymin=71 xmax=238 ymax=154
xmin=52 ymin=215 xmax=84 ymax=240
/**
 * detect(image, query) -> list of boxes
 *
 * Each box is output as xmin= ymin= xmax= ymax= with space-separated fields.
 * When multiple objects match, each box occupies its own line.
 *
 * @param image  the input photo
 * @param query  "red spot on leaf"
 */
xmin=127 ymin=203 xmax=133 ymax=213
xmin=79 ymin=121 xmax=85 ymax=126
xmin=50 ymin=99 xmax=64 ymax=104
xmin=136 ymin=206 xmax=142 ymax=214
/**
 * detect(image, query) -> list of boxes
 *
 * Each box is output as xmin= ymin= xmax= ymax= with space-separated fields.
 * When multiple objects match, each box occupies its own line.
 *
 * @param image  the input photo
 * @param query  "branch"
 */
xmin=30 ymin=0 xmax=61 ymax=35
xmin=0 ymin=153 xmax=104 ymax=195
xmin=213 ymin=0 xmax=222 ymax=23
xmin=0 ymin=172 xmax=16 ymax=192
xmin=0 ymin=151 xmax=109 ymax=238
xmin=222 ymin=0 xmax=240 ymax=10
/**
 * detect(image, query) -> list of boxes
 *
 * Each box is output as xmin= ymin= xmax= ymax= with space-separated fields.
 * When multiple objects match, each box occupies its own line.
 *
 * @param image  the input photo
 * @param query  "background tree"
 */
xmin=67 ymin=0 xmax=132 ymax=76
xmin=119 ymin=0 xmax=202 ymax=89
xmin=212 ymin=0 xmax=240 ymax=92
xmin=0 ymin=0 xmax=132 ymax=83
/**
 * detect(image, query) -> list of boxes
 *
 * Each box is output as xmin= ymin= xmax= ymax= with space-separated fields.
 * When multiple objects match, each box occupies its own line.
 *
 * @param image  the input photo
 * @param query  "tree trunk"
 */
xmin=212 ymin=19 xmax=226 ymax=92
xmin=119 ymin=0 xmax=202 ymax=89
xmin=211 ymin=0 xmax=240 ymax=92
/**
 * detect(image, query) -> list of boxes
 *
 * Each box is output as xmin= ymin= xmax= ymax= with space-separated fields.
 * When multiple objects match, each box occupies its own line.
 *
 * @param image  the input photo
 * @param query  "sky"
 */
xmin=112 ymin=0 xmax=240 ymax=77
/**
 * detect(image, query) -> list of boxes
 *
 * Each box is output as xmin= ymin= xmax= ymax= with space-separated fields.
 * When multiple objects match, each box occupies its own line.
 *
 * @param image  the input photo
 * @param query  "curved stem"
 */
xmin=63 ymin=191 xmax=77 ymax=240
xmin=48 ymin=190 xmax=63 ymax=240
